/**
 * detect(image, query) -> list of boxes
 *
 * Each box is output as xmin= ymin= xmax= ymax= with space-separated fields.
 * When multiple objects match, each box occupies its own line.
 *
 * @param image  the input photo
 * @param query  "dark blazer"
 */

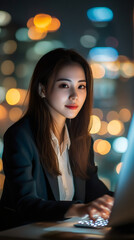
xmin=0 ymin=115 xmax=112 ymax=230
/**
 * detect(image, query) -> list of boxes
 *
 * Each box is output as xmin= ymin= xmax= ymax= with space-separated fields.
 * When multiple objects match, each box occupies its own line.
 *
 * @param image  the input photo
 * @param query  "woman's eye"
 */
xmin=59 ymin=84 xmax=69 ymax=88
xmin=78 ymin=85 xmax=86 ymax=89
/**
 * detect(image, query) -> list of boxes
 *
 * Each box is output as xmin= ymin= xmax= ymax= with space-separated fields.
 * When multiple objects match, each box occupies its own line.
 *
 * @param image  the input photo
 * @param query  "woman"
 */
xmin=0 ymin=48 xmax=113 ymax=230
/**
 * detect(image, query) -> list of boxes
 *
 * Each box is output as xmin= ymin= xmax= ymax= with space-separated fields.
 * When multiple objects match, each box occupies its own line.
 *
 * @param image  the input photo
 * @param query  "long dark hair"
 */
xmin=26 ymin=48 xmax=94 ymax=178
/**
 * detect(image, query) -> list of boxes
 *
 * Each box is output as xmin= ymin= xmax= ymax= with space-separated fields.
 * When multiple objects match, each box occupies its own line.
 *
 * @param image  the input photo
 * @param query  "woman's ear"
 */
xmin=38 ymin=83 xmax=46 ymax=98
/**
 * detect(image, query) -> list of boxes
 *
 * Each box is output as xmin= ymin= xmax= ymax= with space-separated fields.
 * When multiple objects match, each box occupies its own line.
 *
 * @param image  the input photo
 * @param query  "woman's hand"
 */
xmin=65 ymin=195 xmax=114 ymax=220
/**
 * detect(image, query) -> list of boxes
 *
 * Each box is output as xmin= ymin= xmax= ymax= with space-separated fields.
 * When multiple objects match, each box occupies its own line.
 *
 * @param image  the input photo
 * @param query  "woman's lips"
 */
xmin=65 ymin=105 xmax=78 ymax=109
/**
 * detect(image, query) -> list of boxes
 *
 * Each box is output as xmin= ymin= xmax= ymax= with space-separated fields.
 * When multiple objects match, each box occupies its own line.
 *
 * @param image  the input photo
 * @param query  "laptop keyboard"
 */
xmin=74 ymin=216 xmax=109 ymax=228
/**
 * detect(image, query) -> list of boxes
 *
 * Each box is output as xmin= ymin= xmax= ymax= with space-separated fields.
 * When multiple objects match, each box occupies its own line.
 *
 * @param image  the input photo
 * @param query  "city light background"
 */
xmin=0 ymin=0 xmax=134 ymax=196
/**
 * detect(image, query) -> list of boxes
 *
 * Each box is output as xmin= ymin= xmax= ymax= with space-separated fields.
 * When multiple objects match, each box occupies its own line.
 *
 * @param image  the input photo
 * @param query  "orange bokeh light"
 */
xmin=46 ymin=17 xmax=61 ymax=32
xmin=28 ymin=26 xmax=47 ymax=40
xmin=34 ymin=14 xmax=52 ymax=29
xmin=0 ymin=105 xmax=8 ymax=119
xmin=90 ymin=63 xmax=105 ymax=79
xmin=119 ymin=108 xmax=131 ymax=122
xmin=93 ymin=139 xmax=111 ymax=155
xmin=27 ymin=17 xmax=34 ymax=28
xmin=107 ymin=120 xmax=124 ymax=136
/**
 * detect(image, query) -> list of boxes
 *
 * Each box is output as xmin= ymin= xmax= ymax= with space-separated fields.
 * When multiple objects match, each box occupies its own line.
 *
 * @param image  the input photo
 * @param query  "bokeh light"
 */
xmin=6 ymin=88 xmax=20 ymax=105
xmin=106 ymin=111 xmax=119 ymax=122
xmin=94 ymin=139 xmax=111 ymax=155
xmin=15 ymin=63 xmax=30 ymax=78
xmin=88 ymin=47 xmax=118 ymax=62
xmin=0 ymin=158 xmax=3 ymax=171
xmin=46 ymin=17 xmax=61 ymax=31
xmin=1 ymin=60 xmax=15 ymax=75
xmin=27 ymin=17 xmax=34 ymax=28
xmin=116 ymin=162 xmax=122 ymax=174
xmin=28 ymin=26 xmax=47 ymax=40
xmin=0 ymin=105 xmax=8 ymax=119
xmin=89 ymin=115 xmax=101 ymax=134
xmin=33 ymin=40 xmax=64 ymax=56
xmin=98 ymin=121 xmax=108 ymax=135
xmin=87 ymin=7 xmax=113 ymax=22
xmin=3 ymin=40 xmax=17 ymax=54
xmin=113 ymin=137 xmax=128 ymax=153
xmin=15 ymin=28 xmax=30 ymax=42
xmin=104 ymin=61 xmax=120 ymax=79
xmin=2 ymin=77 xmax=17 ymax=89
xmin=34 ymin=14 xmax=52 ymax=29
xmin=17 ymin=89 xmax=28 ymax=105
xmin=9 ymin=107 xmax=23 ymax=122
xmin=0 ymin=174 xmax=5 ymax=190
xmin=92 ymin=108 xmax=103 ymax=120
xmin=107 ymin=120 xmax=124 ymax=136
xmin=119 ymin=108 xmax=131 ymax=122
xmin=90 ymin=63 xmax=105 ymax=79
xmin=80 ymin=35 xmax=97 ymax=48
xmin=0 ymin=11 xmax=11 ymax=26
xmin=120 ymin=61 xmax=134 ymax=78
xmin=105 ymin=36 xmax=119 ymax=48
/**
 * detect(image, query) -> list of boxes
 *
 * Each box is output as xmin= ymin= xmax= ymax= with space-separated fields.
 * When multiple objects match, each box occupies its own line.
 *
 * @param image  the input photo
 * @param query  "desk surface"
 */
xmin=0 ymin=217 xmax=134 ymax=240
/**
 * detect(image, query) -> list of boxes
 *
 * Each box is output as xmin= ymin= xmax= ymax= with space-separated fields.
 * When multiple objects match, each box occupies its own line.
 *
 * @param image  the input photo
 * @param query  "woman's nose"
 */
xmin=69 ymin=90 xmax=78 ymax=100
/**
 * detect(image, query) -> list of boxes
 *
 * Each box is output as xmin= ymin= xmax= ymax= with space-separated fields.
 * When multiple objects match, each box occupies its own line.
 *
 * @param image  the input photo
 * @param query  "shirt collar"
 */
xmin=51 ymin=124 xmax=71 ymax=154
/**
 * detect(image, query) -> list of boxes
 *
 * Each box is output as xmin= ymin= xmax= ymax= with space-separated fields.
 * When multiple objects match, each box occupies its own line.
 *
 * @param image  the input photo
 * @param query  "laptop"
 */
xmin=75 ymin=113 xmax=134 ymax=229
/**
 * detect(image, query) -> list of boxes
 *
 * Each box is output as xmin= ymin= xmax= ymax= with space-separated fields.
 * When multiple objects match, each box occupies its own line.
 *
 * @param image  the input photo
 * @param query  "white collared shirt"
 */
xmin=51 ymin=125 xmax=74 ymax=201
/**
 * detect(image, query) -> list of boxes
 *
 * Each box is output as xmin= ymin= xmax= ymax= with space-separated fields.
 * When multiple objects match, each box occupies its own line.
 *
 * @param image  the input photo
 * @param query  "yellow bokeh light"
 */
xmin=119 ymin=108 xmax=131 ymax=122
xmin=9 ymin=107 xmax=23 ymax=122
xmin=93 ymin=139 xmax=101 ymax=152
xmin=89 ymin=115 xmax=101 ymax=134
xmin=34 ymin=14 xmax=52 ymax=29
xmin=94 ymin=139 xmax=111 ymax=155
xmin=116 ymin=162 xmax=122 ymax=174
xmin=3 ymin=40 xmax=17 ymax=54
xmin=1 ymin=60 xmax=15 ymax=75
xmin=0 ymin=105 xmax=8 ymax=119
xmin=98 ymin=121 xmax=108 ymax=135
xmin=106 ymin=111 xmax=119 ymax=122
xmin=107 ymin=120 xmax=124 ymax=136
xmin=28 ymin=26 xmax=47 ymax=40
xmin=92 ymin=108 xmax=103 ymax=120
xmin=6 ymin=88 xmax=20 ymax=105
xmin=46 ymin=17 xmax=61 ymax=32
xmin=90 ymin=63 xmax=105 ymax=79
xmin=0 ymin=158 xmax=3 ymax=171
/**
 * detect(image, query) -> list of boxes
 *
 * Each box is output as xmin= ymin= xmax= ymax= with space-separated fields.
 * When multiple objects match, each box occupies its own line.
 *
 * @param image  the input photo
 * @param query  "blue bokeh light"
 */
xmin=88 ymin=47 xmax=118 ymax=62
xmin=113 ymin=137 xmax=128 ymax=153
xmin=87 ymin=7 xmax=113 ymax=22
xmin=15 ymin=28 xmax=30 ymax=42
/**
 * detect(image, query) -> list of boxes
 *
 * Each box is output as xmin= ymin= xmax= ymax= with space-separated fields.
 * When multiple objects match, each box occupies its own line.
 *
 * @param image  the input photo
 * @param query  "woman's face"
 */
xmin=45 ymin=63 xmax=87 ymax=122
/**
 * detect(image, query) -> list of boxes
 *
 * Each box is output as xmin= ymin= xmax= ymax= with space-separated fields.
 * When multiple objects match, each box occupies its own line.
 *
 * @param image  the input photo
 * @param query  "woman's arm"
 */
xmin=2 ymin=121 xmax=74 ymax=222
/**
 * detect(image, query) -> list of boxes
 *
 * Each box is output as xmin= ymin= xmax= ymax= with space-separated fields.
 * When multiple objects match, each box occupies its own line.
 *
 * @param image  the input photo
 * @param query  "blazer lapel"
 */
xmin=43 ymin=168 xmax=60 ymax=201
xmin=73 ymin=176 xmax=85 ymax=202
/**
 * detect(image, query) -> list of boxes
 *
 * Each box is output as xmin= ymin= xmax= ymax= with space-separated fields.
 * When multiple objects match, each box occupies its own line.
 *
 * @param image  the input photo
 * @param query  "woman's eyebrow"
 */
xmin=56 ymin=78 xmax=86 ymax=82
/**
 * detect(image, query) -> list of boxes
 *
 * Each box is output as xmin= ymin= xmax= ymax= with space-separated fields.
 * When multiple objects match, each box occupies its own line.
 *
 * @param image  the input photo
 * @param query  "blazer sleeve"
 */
xmin=2 ymin=124 xmax=74 ymax=222
xmin=85 ymin=137 xmax=113 ymax=203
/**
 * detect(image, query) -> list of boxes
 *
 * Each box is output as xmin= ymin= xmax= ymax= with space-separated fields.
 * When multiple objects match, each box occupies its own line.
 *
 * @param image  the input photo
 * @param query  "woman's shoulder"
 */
xmin=4 ymin=114 xmax=32 ymax=138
